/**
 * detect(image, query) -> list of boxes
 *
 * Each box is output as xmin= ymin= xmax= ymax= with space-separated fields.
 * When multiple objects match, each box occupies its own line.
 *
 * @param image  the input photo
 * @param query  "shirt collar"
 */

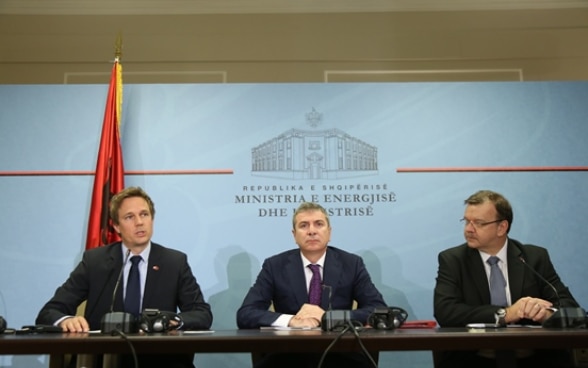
xmin=480 ymin=238 xmax=509 ymax=264
xmin=121 ymin=242 xmax=151 ymax=262
xmin=300 ymin=251 xmax=326 ymax=268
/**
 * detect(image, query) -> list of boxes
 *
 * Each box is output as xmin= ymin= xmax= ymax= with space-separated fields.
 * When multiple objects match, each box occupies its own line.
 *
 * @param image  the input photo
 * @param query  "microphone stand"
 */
xmin=519 ymin=257 xmax=586 ymax=328
xmin=101 ymin=249 xmax=138 ymax=334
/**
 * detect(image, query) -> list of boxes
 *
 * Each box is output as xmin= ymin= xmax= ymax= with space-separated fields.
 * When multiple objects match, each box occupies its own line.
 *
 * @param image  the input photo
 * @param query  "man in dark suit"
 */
xmin=434 ymin=190 xmax=580 ymax=368
xmin=237 ymin=202 xmax=387 ymax=368
xmin=36 ymin=186 xmax=212 ymax=368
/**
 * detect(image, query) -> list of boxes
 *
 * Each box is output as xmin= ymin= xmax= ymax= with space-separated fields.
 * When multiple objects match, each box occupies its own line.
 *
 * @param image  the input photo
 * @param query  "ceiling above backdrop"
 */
xmin=1 ymin=0 xmax=588 ymax=15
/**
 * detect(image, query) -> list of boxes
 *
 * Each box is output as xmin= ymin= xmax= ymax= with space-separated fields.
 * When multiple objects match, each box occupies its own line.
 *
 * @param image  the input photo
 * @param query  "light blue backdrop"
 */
xmin=0 ymin=82 xmax=587 ymax=368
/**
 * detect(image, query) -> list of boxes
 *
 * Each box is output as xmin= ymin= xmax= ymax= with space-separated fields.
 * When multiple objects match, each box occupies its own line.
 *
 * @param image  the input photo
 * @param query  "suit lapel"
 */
xmin=466 ymin=247 xmax=493 ymax=304
xmin=142 ymin=243 xmax=162 ymax=308
xmin=321 ymin=248 xmax=341 ymax=309
xmin=285 ymin=251 xmax=310 ymax=308
xmin=506 ymin=239 xmax=525 ymax=302
xmin=107 ymin=243 xmax=125 ymax=311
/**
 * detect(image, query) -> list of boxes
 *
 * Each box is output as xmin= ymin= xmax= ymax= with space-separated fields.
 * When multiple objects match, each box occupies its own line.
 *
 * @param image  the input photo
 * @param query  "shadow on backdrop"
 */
xmin=196 ymin=247 xmax=260 ymax=368
xmin=359 ymin=247 xmax=434 ymax=368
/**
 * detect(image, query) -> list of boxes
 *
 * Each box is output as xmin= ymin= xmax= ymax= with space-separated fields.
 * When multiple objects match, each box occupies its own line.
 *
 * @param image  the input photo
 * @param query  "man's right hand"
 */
xmin=59 ymin=316 xmax=90 ymax=332
xmin=510 ymin=296 xmax=554 ymax=323
xmin=288 ymin=303 xmax=324 ymax=328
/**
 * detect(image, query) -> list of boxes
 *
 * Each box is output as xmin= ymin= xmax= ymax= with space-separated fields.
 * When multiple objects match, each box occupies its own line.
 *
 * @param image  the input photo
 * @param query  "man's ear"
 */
xmin=497 ymin=221 xmax=508 ymax=236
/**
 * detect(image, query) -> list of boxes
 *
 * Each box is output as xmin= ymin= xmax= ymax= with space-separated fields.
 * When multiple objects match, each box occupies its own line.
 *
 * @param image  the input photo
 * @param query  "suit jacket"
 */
xmin=237 ymin=246 xmax=386 ymax=329
xmin=36 ymin=242 xmax=212 ymax=331
xmin=434 ymin=238 xmax=579 ymax=327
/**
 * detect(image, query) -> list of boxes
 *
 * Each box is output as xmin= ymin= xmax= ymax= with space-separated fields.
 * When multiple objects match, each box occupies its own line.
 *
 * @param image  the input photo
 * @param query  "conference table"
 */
xmin=1 ymin=327 xmax=587 ymax=367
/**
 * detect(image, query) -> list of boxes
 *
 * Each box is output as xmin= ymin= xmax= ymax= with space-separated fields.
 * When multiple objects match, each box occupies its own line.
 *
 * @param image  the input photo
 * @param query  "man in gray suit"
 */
xmin=434 ymin=189 xmax=579 ymax=368
xmin=37 ymin=186 xmax=212 ymax=368
xmin=237 ymin=201 xmax=386 ymax=368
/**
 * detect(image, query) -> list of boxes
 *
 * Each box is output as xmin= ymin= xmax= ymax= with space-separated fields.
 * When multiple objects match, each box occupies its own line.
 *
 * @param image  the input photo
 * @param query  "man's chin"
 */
xmin=465 ymin=240 xmax=478 ymax=248
xmin=304 ymin=245 xmax=326 ymax=252
xmin=130 ymin=239 xmax=150 ymax=248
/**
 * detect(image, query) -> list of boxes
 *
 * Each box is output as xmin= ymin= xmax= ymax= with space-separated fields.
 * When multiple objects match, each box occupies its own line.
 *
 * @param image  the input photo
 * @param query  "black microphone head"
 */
xmin=0 ymin=316 xmax=6 ymax=333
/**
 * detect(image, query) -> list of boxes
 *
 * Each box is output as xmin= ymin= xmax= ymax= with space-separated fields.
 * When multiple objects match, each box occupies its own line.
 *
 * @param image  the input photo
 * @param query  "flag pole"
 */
xmin=85 ymin=38 xmax=126 ymax=249
xmin=115 ymin=32 xmax=123 ymax=61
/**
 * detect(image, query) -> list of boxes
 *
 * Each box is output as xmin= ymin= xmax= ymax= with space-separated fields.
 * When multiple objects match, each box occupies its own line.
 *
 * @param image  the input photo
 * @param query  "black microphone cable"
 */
xmin=317 ymin=320 xmax=378 ymax=368
xmin=317 ymin=324 xmax=351 ymax=368
xmin=111 ymin=329 xmax=139 ymax=368
xmin=347 ymin=320 xmax=378 ymax=368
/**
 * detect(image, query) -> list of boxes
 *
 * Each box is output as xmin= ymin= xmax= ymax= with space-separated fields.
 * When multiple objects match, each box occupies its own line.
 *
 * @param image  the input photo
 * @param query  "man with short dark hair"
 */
xmin=237 ymin=202 xmax=386 ymax=368
xmin=434 ymin=190 xmax=579 ymax=368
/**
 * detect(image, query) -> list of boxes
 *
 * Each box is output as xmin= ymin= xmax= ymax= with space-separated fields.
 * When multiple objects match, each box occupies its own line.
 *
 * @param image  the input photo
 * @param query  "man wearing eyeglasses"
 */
xmin=433 ymin=190 xmax=579 ymax=368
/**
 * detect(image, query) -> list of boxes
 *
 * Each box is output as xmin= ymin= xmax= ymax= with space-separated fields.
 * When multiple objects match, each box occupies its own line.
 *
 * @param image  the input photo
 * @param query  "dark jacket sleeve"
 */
xmin=36 ymin=246 xmax=116 ymax=328
xmin=433 ymin=246 xmax=497 ymax=327
xmin=35 ymin=256 xmax=92 ymax=326
xmin=236 ymin=258 xmax=288 ymax=329
xmin=172 ymin=253 xmax=213 ymax=330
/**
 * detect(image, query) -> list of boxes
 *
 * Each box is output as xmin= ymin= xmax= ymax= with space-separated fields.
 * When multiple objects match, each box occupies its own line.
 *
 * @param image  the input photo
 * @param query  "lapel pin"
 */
xmin=152 ymin=265 xmax=159 ymax=271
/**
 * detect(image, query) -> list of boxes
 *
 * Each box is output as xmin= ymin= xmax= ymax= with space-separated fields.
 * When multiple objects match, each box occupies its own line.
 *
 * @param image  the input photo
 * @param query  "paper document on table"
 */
xmin=506 ymin=324 xmax=542 ymax=328
xmin=260 ymin=326 xmax=321 ymax=331
xmin=183 ymin=330 xmax=215 ymax=334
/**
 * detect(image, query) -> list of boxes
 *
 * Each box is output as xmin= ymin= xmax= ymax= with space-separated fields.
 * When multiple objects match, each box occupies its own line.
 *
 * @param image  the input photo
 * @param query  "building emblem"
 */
xmin=251 ymin=108 xmax=378 ymax=180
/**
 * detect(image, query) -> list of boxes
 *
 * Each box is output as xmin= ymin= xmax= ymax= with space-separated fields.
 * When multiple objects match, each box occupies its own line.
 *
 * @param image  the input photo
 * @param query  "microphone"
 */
xmin=518 ymin=256 xmax=586 ymax=328
xmin=319 ymin=284 xmax=361 ymax=331
xmin=321 ymin=284 xmax=332 ymax=311
xmin=111 ymin=248 xmax=131 ymax=313
xmin=321 ymin=310 xmax=357 ymax=331
xmin=100 ymin=249 xmax=139 ymax=334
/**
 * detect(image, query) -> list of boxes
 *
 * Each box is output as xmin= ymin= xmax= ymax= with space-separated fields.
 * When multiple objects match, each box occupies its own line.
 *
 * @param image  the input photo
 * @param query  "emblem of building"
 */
xmin=251 ymin=108 xmax=378 ymax=180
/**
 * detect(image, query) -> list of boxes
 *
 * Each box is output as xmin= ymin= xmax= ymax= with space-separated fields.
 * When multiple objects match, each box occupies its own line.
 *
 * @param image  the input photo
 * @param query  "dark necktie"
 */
xmin=487 ymin=256 xmax=508 ymax=306
xmin=124 ymin=255 xmax=142 ymax=317
xmin=308 ymin=264 xmax=322 ymax=305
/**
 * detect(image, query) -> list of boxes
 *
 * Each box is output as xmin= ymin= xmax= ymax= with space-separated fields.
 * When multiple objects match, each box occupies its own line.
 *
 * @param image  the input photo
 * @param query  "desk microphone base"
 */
xmin=100 ymin=312 xmax=138 ymax=334
xmin=542 ymin=307 xmax=586 ymax=329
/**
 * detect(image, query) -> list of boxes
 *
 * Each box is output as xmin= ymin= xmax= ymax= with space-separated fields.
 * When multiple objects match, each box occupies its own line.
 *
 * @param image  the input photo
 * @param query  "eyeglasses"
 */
xmin=460 ymin=218 xmax=504 ymax=229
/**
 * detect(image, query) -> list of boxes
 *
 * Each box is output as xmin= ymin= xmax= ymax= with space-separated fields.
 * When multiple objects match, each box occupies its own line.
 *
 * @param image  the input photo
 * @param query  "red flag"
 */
xmin=85 ymin=59 xmax=125 ymax=249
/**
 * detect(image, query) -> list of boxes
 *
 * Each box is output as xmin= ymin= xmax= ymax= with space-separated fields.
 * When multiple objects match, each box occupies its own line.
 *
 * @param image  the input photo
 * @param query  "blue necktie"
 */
xmin=308 ymin=264 xmax=322 ymax=305
xmin=487 ymin=256 xmax=508 ymax=306
xmin=124 ymin=256 xmax=142 ymax=317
